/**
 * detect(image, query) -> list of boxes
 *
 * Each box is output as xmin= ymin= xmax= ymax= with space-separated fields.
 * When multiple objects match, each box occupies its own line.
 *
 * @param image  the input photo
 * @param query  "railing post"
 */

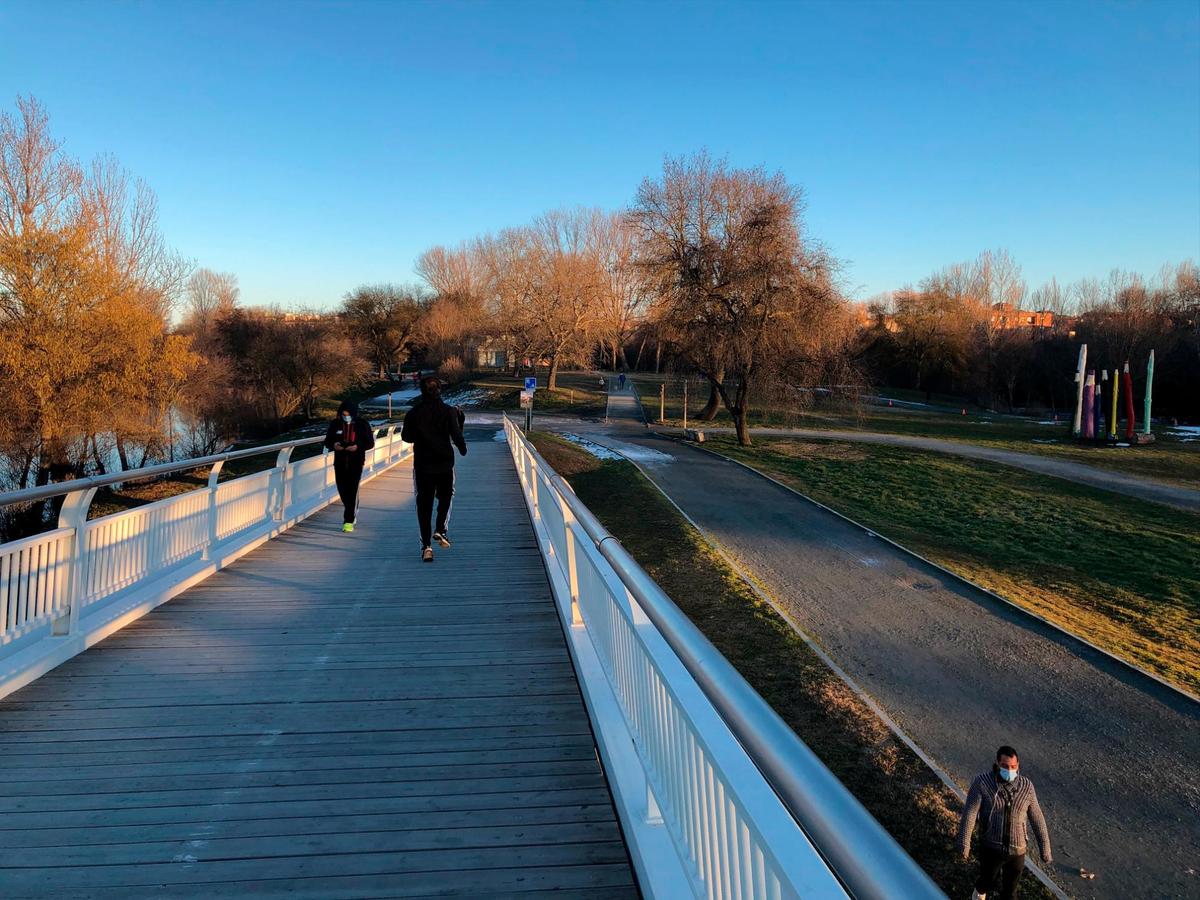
xmin=204 ymin=460 xmax=225 ymax=560
xmin=528 ymin=456 xmax=541 ymax=521
xmin=559 ymin=498 xmax=583 ymax=627
xmin=646 ymin=781 xmax=664 ymax=826
xmin=274 ymin=447 xmax=294 ymax=521
xmin=55 ymin=486 xmax=97 ymax=636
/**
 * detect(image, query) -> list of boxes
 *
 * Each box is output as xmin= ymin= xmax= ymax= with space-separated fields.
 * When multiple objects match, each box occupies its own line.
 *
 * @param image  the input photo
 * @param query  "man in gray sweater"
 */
xmin=957 ymin=745 xmax=1053 ymax=900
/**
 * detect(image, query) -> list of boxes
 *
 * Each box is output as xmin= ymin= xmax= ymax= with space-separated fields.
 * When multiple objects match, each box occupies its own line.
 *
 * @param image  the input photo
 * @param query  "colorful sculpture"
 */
xmin=1122 ymin=363 xmax=1135 ymax=441
xmin=1143 ymin=350 xmax=1155 ymax=436
xmin=1109 ymin=368 xmax=1119 ymax=440
xmin=1083 ymin=371 xmax=1095 ymax=439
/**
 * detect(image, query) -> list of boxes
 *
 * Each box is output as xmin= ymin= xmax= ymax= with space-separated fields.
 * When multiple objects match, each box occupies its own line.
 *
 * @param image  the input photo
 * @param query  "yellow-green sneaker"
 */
xmin=342 ymin=523 xmax=354 ymax=533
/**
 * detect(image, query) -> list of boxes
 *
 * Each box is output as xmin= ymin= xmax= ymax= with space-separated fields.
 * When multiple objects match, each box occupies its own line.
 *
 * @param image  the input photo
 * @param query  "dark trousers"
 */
xmin=975 ymin=848 xmax=1026 ymax=900
xmin=415 ymin=469 xmax=455 ymax=547
xmin=334 ymin=456 xmax=364 ymax=523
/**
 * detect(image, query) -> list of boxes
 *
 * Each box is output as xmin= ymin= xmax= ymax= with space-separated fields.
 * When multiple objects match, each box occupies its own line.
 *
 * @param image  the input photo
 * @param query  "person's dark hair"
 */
xmin=420 ymin=375 xmax=441 ymax=398
xmin=996 ymin=745 xmax=1019 ymax=762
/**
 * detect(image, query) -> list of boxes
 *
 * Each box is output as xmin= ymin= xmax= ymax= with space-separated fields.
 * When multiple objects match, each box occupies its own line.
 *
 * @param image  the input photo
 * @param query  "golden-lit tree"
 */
xmin=0 ymin=96 xmax=199 ymax=491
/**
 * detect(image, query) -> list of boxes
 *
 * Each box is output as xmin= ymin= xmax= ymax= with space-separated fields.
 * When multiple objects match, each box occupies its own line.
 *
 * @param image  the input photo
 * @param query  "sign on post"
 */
xmin=524 ymin=376 xmax=537 ymax=392
xmin=519 ymin=390 xmax=534 ymax=409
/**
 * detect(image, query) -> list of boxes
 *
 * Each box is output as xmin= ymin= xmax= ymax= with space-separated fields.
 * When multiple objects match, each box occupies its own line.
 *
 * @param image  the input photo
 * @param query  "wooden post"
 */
xmin=659 ymin=384 xmax=665 ymax=423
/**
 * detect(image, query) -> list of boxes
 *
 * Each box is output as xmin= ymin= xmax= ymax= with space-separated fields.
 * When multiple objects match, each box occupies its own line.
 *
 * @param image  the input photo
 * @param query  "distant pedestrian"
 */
xmin=401 ymin=376 xmax=467 ymax=562
xmin=957 ymin=745 xmax=1053 ymax=900
xmin=618 ymin=372 xmax=626 ymax=390
xmin=324 ymin=400 xmax=375 ymax=533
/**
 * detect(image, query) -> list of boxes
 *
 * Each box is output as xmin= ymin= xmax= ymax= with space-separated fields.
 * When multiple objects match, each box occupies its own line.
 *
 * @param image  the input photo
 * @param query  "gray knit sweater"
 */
xmin=957 ymin=770 xmax=1053 ymax=861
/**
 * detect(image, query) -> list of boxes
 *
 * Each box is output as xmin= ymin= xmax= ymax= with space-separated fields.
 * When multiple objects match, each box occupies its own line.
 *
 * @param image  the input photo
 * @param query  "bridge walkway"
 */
xmin=0 ymin=433 xmax=638 ymax=898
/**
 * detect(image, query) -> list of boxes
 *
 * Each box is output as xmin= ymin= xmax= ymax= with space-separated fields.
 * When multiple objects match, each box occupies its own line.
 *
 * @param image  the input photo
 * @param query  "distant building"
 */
xmin=990 ymin=303 xmax=1054 ymax=331
xmin=471 ymin=339 xmax=508 ymax=369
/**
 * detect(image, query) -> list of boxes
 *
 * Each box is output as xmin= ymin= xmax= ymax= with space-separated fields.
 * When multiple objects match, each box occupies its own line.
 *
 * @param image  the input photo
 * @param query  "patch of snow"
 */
xmin=1030 ymin=439 xmax=1059 ymax=444
xmin=561 ymin=433 xmax=623 ymax=461
xmin=362 ymin=387 xmax=420 ymax=407
xmin=586 ymin=436 xmax=675 ymax=465
xmin=1167 ymin=426 xmax=1200 ymax=442
xmin=1037 ymin=420 xmax=1064 ymax=426
xmin=442 ymin=388 xmax=491 ymax=408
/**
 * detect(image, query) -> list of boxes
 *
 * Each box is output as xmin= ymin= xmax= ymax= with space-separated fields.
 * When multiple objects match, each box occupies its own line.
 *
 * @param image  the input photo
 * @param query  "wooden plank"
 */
xmin=0 ymin=440 xmax=637 ymax=896
xmin=0 ymin=786 xmax=614 ymax=833
xmin=0 ymin=841 xmax=631 ymax=888
xmin=69 ymin=865 xmax=638 ymax=899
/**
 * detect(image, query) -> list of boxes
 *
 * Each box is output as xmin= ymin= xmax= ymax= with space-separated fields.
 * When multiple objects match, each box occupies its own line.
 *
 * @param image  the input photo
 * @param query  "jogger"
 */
xmin=324 ymin=400 xmax=375 ymax=532
xmin=401 ymin=376 xmax=467 ymax=560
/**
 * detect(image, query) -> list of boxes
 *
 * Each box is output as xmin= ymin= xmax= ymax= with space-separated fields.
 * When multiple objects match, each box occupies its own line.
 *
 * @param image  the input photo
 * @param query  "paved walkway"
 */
xmin=0 ymin=434 xmax=636 ymax=899
xmin=585 ymin=391 xmax=1200 ymax=900
xmin=656 ymin=425 xmax=1200 ymax=513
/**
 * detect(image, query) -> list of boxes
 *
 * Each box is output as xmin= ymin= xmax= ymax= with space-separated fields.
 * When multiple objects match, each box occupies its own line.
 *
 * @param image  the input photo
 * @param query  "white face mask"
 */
xmin=341 ymin=414 xmax=352 ymax=423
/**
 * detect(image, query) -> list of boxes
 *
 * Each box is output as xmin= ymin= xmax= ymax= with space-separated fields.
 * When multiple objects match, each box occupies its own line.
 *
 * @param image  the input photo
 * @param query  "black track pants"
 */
xmin=334 ymin=456 xmax=364 ymax=524
xmin=975 ymin=849 xmax=1026 ymax=900
xmin=415 ymin=469 xmax=455 ymax=547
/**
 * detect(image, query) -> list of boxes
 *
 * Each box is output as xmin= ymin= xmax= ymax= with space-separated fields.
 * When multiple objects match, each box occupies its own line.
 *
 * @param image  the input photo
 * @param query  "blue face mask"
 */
xmin=341 ymin=414 xmax=351 ymax=423
xmin=998 ymin=768 xmax=1018 ymax=783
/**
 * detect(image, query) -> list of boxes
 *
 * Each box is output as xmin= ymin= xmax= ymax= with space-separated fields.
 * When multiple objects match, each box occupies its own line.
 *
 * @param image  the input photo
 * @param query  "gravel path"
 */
xmin=578 ymin=393 xmax=1200 ymax=900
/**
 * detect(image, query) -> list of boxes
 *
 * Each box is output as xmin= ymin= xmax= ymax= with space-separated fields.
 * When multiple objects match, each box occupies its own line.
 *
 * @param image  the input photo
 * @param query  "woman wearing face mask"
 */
xmin=957 ymin=745 xmax=1053 ymax=900
xmin=324 ymin=400 xmax=375 ymax=533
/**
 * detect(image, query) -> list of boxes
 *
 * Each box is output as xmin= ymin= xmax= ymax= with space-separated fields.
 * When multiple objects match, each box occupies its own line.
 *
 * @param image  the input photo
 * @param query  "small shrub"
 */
xmin=437 ymin=356 xmax=467 ymax=384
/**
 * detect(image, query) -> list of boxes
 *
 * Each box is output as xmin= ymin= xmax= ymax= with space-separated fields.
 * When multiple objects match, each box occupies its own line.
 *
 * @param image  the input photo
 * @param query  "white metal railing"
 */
xmin=503 ymin=416 xmax=944 ymax=900
xmin=1 ymin=425 xmax=410 ymax=697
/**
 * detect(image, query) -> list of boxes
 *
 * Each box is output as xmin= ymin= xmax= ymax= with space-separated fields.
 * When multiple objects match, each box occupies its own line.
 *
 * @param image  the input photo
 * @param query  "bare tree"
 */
xmin=341 ymin=283 xmax=427 ymax=378
xmin=183 ymin=269 xmax=239 ymax=331
xmin=589 ymin=210 xmax=647 ymax=370
xmin=632 ymin=152 xmax=847 ymax=445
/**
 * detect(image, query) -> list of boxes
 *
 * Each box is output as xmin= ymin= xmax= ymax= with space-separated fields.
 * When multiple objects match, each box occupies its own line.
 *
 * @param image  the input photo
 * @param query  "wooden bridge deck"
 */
xmin=0 ymin=432 xmax=637 ymax=898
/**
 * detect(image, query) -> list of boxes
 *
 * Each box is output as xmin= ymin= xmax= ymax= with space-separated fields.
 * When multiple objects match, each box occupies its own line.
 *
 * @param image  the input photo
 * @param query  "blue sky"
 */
xmin=1 ymin=1 xmax=1197 ymax=307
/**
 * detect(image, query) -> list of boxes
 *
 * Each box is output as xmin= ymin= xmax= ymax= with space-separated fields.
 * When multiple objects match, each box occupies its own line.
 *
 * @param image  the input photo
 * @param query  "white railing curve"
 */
xmin=503 ymin=416 xmax=944 ymax=900
xmin=0 ymin=426 xmax=411 ymax=699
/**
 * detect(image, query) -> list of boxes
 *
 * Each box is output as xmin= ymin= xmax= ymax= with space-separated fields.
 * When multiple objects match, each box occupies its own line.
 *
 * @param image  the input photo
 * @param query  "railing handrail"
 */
xmin=0 ymin=426 xmax=396 ymax=510
xmin=505 ymin=416 xmax=943 ymax=900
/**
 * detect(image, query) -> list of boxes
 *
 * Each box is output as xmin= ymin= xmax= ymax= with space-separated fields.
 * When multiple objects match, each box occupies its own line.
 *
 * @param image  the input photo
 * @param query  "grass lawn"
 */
xmin=529 ymin=431 xmax=1056 ymax=899
xmin=630 ymin=374 xmax=1200 ymax=489
xmin=702 ymin=435 xmax=1200 ymax=695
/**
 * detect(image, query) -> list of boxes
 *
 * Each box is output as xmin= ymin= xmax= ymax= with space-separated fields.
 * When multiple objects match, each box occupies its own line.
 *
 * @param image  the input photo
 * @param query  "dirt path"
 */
xmin=574 ymin=392 xmax=1200 ymax=900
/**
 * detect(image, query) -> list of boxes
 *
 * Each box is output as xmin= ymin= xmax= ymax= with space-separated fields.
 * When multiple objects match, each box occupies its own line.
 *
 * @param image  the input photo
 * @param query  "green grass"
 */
xmin=529 ymin=431 xmax=1056 ymax=899
xmin=630 ymin=374 xmax=1200 ymax=489
xmin=702 ymin=435 xmax=1200 ymax=695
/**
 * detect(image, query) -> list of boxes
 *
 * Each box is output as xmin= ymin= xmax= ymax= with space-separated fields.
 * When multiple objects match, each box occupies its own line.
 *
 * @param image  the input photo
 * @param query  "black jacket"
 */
xmin=401 ymin=396 xmax=466 ymax=474
xmin=324 ymin=401 xmax=375 ymax=465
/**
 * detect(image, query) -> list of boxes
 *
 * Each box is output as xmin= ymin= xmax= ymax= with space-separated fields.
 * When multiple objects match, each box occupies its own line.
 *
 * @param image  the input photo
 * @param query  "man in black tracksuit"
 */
xmin=324 ymin=400 xmax=375 ymax=532
xmin=401 ymin=376 xmax=467 ymax=562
